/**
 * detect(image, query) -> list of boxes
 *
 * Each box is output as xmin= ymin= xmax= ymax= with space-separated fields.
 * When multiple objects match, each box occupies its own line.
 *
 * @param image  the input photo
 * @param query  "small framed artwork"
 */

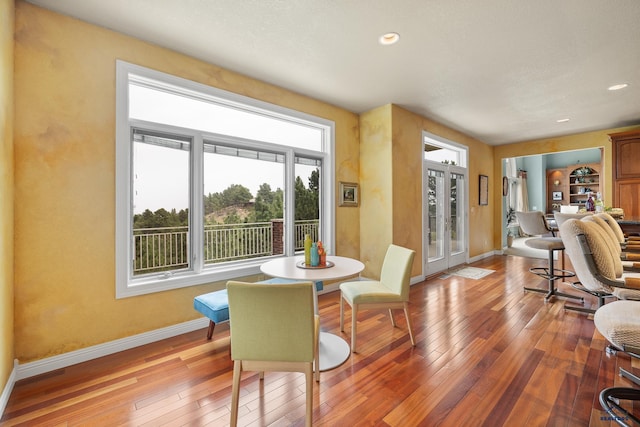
xmin=339 ymin=182 xmax=359 ymax=207
xmin=502 ymin=176 xmax=509 ymax=197
xmin=479 ymin=175 xmax=488 ymax=206
xmin=552 ymin=191 xmax=563 ymax=201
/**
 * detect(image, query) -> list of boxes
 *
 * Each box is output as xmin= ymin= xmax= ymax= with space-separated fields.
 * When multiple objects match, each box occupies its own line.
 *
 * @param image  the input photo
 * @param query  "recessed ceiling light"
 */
xmin=556 ymin=118 xmax=570 ymax=123
xmin=379 ymin=32 xmax=400 ymax=46
xmin=608 ymin=83 xmax=629 ymax=91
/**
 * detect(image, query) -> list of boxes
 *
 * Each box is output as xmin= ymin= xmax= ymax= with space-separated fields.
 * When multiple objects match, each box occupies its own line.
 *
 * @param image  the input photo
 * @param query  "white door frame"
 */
xmin=422 ymin=132 xmax=469 ymax=277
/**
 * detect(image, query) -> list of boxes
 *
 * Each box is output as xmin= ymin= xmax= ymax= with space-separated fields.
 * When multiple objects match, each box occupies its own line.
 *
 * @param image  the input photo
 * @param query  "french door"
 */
xmin=423 ymin=161 xmax=467 ymax=275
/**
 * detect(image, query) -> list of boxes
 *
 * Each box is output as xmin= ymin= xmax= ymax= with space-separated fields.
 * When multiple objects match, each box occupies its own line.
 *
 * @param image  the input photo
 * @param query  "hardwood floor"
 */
xmin=2 ymin=254 xmax=638 ymax=426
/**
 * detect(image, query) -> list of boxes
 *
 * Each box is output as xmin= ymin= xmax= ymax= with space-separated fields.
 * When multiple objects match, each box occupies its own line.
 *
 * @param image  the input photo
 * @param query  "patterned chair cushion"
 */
xmin=594 ymin=300 xmax=640 ymax=351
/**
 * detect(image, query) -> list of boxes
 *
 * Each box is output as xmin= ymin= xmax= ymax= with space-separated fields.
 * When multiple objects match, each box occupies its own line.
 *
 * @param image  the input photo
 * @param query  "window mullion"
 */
xmin=284 ymin=149 xmax=296 ymax=256
xmin=192 ymin=134 xmax=204 ymax=273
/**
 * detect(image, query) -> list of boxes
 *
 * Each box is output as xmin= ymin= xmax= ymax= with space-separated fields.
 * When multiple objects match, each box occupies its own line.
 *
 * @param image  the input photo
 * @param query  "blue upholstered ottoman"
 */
xmin=193 ymin=278 xmax=323 ymax=340
xmin=193 ymin=289 xmax=229 ymax=340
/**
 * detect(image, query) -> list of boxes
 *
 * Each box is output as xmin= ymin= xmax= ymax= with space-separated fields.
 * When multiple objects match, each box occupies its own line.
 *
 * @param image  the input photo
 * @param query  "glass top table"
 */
xmin=260 ymin=255 xmax=364 ymax=371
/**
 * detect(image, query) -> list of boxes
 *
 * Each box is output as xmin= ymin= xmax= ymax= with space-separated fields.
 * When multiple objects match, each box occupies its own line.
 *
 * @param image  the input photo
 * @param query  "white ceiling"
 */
xmin=26 ymin=0 xmax=640 ymax=145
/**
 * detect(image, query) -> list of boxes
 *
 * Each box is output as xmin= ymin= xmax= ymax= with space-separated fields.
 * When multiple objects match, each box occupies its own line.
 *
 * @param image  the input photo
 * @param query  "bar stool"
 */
xmin=515 ymin=211 xmax=583 ymax=303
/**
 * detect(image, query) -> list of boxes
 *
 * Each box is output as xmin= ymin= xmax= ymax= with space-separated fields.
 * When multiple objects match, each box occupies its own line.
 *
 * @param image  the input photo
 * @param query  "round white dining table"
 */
xmin=260 ymin=255 xmax=364 ymax=371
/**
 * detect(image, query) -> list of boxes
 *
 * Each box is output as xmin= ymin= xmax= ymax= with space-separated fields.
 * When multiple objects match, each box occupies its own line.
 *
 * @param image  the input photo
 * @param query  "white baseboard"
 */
xmin=469 ymin=250 xmax=499 ymax=264
xmin=14 ymin=317 xmax=210 ymax=382
xmin=0 ymin=360 xmax=17 ymax=419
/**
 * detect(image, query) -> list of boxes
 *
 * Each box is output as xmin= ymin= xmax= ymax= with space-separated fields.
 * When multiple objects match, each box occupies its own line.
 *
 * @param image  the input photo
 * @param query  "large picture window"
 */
xmin=116 ymin=62 xmax=334 ymax=297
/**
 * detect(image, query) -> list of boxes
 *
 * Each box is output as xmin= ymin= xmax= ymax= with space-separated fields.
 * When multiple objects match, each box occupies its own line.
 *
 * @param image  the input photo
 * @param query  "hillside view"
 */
xmin=133 ymin=169 xmax=319 ymax=229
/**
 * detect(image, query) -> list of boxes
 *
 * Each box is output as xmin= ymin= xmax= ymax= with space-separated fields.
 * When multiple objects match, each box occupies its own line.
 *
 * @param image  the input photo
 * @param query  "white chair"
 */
xmin=339 ymin=244 xmax=415 ymax=353
xmin=560 ymin=205 xmax=579 ymax=213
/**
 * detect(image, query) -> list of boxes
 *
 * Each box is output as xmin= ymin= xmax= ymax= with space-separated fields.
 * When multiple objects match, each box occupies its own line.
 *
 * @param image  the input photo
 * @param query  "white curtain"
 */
xmin=516 ymin=170 xmax=529 ymax=212
xmin=505 ymin=158 xmax=518 ymax=210
xmin=505 ymin=158 xmax=517 ymax=179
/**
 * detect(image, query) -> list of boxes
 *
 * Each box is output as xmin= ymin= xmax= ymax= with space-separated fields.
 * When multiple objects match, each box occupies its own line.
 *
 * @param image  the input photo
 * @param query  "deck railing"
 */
xmin=133 ymin=219 xmax=319 ymax=275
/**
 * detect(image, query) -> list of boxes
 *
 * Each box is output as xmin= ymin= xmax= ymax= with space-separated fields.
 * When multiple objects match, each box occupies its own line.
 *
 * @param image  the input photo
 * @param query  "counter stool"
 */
xmin=515 ymin=211 xmax=583 ymax=303
xmin=524 ymin=236 xmax=582 ymax=302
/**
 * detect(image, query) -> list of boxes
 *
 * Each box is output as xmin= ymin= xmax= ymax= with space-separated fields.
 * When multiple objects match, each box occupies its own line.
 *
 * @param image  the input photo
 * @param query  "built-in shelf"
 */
xmin=547 ymin=162 xmax=601 ymax=213
xmin=568 ymin=165 xmax=599 ymax=207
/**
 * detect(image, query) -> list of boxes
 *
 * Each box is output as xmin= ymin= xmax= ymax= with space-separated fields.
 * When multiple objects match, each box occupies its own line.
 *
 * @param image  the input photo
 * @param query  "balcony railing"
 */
xmin=133 ymin=219 xmax=319 ymax=275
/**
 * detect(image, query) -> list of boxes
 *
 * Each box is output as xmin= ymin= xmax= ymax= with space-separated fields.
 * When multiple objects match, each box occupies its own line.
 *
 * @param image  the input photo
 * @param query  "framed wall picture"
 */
xmin=479 ymin=175 xmax=488 ymax=206
xmin=339 ymin=182 xmax=359 ymax=207
xmin=552 ymin=191 xmax=563 ymax=200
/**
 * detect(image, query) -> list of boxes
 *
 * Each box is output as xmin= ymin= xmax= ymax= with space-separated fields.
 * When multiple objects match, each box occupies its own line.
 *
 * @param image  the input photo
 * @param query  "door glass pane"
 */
xmin=450 ymin=172 xmax=465 ymax=254
xmin=427 ymin=169 xmax=445 ymax=261
xmin=203 ymin=142 xmax=285 ymax=263
xmin=295 ymin=157 xmax=321 ymax=251
xmin=132 ymin=130 xmax=191 ymax=276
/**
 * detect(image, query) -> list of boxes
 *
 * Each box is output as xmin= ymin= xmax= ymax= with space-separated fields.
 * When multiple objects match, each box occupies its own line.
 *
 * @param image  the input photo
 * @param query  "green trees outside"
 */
xmin=133 ymin=207 xmax=189 ymax=229
xmin=295 ymin=169 xmax=319 ymax=220
xmin=133 ymin=169 xmax=320 ymax=229
xmin=132 ymin=170 xmax=320 ymax=274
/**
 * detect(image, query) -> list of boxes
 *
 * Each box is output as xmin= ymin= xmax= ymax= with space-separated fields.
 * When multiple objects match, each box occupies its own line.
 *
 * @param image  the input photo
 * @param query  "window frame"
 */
xmin=116 ymin=61 xmax=335 ymax=298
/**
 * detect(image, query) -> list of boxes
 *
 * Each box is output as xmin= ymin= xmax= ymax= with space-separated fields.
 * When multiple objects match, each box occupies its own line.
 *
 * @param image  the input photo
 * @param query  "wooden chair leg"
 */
xmin=403 ymin=302 xmax=416 ymax=346
xmin=388 ymin=309 xmax=396 ymax=327
xmin=230 ymin=361 xmax=242 ymax=427
xmin=351 ymin=303 xmax=358 ymax=353
xmin=207 ymin=320 xmax=215 ymax=340
xmin=305 ymin=364 xmax=313 ymax=427
xmin=314 ymin=315 xmax=320 ymax=382
xmin=339 ymin=294 xmax=344 ymax=332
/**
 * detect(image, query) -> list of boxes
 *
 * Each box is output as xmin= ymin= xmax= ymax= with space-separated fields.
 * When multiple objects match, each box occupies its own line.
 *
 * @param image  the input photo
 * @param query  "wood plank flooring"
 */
xmin=2 ymin=254 xmax=639 ymax=426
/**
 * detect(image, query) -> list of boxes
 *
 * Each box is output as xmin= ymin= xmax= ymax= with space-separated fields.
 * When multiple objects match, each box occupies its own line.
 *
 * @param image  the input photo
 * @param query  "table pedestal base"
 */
xmin=318 ymin=332 xmax=350 ymax=371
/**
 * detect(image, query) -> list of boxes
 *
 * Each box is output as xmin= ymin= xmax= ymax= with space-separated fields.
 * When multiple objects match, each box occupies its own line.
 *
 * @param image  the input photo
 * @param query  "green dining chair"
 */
xmin=226 ymin=280 xmax=319 ymax=427
xmin=339 ymin=244 xmax=416 ymax=353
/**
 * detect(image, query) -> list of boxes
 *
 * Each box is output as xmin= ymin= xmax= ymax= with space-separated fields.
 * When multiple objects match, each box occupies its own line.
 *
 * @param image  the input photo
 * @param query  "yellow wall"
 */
xmin=492 ymin=125 xmax=640 ymax=248
xmin=13 ymin=2 xmax=360 ymax=363
xmin=359 ymin=105 xmax=394 ymax=276
xmin=393 ymin=106 xmax=496 ymax=265
xmin=0 ymin=0 xmax=15 ymax=394
xmin=359 ymin=104 xmax=495 ymax=277
xmin=11 ymin=1 xmax=635 ymax=369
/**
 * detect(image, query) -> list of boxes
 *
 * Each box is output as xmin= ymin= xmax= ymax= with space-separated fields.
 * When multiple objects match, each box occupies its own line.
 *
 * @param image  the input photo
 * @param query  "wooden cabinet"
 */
xmin=611 ymin=130 xmax=640 ymax=218
xmin=546 ymin=168 xmax=568 ymax=212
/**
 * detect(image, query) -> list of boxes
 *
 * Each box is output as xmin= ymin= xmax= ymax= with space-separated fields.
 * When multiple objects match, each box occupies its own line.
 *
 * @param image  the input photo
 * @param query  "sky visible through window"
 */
xmin=130 ymin=83 xmax=322 ymax=214
xmin=424 ymin=146 xmax=459 ymax=164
